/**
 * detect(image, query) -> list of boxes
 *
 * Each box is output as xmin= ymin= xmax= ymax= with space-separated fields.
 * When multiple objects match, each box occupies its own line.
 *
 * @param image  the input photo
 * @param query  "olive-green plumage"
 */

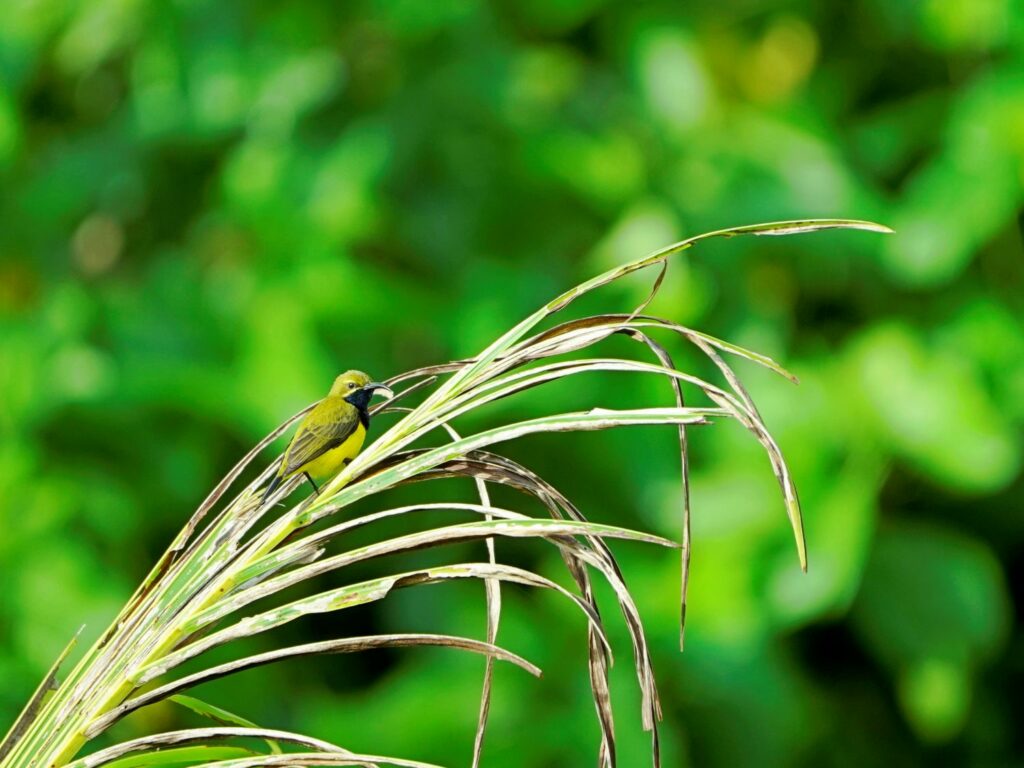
xmin=263 ymin=371 xmax=392 ymax=501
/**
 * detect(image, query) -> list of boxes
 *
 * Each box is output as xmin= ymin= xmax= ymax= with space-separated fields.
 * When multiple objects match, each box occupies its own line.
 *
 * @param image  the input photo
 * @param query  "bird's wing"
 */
xmin=280 ymin=399 xmax=361 ymax=477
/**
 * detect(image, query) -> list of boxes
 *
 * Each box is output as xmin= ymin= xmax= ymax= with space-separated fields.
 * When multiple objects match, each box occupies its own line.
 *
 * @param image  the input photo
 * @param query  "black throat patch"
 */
xmin=344 ymin=389 xmax=373 ymax=429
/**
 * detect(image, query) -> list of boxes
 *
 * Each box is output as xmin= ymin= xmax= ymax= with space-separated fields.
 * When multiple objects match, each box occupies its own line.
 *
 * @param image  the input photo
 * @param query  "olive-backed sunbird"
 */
xmin=263 ymin=371 xmax=393 ymax=501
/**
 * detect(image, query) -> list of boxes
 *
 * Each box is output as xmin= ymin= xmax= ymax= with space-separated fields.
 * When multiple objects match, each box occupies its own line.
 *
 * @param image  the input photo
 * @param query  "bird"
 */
xmin=263 ymin=371 xmax=393 ymax=502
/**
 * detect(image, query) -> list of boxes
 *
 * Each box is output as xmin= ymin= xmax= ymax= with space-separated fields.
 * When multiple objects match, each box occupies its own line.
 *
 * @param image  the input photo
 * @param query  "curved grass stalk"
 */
xmin=67 ymin=727 xmax=357 ymax=768
xmin=198 ymin=755 xmax=444 ymax=768
xmin=169 ymin=517 xmax=677 ymax=650
xmin=133 ymin=561 xmax=612 ymax=688
xmin=89 ymin=634 xmax=542 ymax=738
xmin=433 ymin=421 xmax=500 ymax=768
xmin=0 ymin=220 xmax=888 ymax=768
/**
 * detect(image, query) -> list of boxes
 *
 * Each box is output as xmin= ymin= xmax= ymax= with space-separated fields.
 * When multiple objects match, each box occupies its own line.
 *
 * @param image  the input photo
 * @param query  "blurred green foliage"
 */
xmin=1 ymin=1 xmax=1022 ymax=766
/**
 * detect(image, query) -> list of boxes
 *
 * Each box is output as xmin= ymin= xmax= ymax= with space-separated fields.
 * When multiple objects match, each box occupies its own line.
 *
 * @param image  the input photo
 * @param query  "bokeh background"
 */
xmin=1 ymin=2 xmax=1022 ymax=766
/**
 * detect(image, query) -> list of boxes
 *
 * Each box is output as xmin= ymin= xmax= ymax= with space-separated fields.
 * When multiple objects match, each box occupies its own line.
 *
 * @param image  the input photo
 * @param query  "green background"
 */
xmin=1 ymin=1 xmax=1022 ymax=765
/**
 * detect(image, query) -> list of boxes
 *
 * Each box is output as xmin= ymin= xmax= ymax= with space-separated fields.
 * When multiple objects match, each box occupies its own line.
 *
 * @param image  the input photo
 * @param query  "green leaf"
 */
xmin=168 ymin=697 xmax=280 ymax=755
xmin=101 ymin=746 xmax=254 ymax=768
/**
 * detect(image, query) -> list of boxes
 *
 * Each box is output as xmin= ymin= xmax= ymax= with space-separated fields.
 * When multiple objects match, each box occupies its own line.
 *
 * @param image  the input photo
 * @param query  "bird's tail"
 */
xmin=262 ymin=473 xmax=283 ymax=504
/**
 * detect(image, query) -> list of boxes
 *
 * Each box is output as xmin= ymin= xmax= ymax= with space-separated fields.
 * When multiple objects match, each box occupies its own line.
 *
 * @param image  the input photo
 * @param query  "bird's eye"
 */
xmin=348 ymin=382 xmax=357 ymax=390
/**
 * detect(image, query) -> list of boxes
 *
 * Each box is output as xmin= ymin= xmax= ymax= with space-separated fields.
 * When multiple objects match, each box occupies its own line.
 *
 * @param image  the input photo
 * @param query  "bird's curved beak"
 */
xmin=364 ymin=382 xmax=395 ymax=401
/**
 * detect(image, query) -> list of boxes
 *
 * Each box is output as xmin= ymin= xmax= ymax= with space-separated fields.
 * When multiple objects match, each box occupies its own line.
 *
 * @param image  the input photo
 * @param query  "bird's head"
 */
xmin=330 ymin=370 xmax=394 ymax=410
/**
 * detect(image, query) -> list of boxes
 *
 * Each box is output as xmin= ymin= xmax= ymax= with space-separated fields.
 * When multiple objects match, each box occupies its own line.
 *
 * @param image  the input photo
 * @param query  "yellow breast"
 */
xmin=296 ymin=422 xmax=367 ymax=481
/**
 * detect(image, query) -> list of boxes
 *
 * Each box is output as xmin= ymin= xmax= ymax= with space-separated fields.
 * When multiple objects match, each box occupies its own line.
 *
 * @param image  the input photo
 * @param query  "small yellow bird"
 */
xmin=263 ymin=371 xmax=393 ymax=501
